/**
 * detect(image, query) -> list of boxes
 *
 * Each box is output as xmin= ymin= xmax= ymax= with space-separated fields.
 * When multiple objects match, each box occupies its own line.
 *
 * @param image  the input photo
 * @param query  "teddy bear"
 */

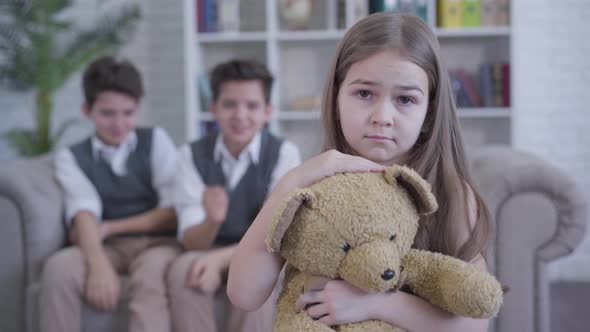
xmin=266 ymin=165 xmax=504 ymax=332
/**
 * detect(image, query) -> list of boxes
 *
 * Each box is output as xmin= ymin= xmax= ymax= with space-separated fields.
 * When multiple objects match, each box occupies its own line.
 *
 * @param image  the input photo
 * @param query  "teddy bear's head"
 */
xmin=267 ymin=165 xmax=438 ymax=293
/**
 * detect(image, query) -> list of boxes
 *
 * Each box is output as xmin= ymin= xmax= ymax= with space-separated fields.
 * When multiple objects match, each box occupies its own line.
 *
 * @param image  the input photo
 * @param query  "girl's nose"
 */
xmin=371 ymin=102 xmax=395 ymax=127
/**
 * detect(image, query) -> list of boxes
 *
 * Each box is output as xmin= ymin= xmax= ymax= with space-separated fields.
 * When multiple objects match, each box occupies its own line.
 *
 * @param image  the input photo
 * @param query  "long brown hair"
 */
xmin=322 ymin=12 xmax=490 ymax=262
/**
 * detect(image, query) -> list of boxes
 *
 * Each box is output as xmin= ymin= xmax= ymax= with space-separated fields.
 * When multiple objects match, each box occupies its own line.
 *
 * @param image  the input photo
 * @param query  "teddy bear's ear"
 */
xmin=266 ymin=188 xmax=316 ymax=253
xmin=384 ymin=165 xmax=438 ymax=215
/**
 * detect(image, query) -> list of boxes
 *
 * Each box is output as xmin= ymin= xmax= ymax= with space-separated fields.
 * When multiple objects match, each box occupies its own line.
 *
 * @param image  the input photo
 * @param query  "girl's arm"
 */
xmin=371 ymin=257 xmax=489 ymax=332
xmin=300 ymin=184 xmax=490 ymax=332
xmin=227 ymin=150 xmax=386 ymax=311
xmin=300 ymin=257 xmax=489 ymax=332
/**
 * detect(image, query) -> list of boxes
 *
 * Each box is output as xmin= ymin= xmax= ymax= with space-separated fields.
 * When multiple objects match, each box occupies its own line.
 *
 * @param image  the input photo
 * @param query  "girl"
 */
xmin=227 ymin=12 xmax=491 ymax=332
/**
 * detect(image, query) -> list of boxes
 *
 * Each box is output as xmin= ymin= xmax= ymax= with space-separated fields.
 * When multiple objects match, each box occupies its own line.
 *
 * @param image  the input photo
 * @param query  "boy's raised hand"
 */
xmin=203 ymin=186 xmax=229 ymax=224
xmin=85 ymin=257 xmax=121 ymax=311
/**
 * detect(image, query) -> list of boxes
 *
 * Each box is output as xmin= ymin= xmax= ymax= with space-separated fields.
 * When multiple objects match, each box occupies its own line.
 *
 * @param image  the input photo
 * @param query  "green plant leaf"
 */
xmin=57 ymin=4 xmax=141 ymax=86
xmin=2 ymin=128 xmax=50 ymax=156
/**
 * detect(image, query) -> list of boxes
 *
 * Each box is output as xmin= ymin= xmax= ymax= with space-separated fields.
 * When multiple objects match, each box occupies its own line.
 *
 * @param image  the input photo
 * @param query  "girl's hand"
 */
xmin=296 ymin=279 xmax=381 ymax=326
xmin=285 ymin=150 xmax=386 ymax=189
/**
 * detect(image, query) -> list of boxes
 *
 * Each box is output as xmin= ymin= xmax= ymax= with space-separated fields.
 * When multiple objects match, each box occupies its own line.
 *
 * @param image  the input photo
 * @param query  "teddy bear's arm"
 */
xmin=401 ymin=249 xmax=503 ymax=319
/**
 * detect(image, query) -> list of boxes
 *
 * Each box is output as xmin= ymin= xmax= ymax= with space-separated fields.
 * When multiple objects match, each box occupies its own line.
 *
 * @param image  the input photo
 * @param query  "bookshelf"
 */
xmin=183 ymin=0 xmax=512 ymax=159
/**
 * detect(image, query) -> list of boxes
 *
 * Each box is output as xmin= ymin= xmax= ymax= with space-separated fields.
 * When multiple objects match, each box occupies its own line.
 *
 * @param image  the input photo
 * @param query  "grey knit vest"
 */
xmin=70 ymin=128 xmax=159 ymax=221
xmin=191 ymin=130 xmax=283 ymax=246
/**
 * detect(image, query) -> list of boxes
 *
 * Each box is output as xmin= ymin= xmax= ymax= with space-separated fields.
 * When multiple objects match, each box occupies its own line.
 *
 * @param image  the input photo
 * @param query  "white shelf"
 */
xmin=436 ymin=26 xmax=510 ymax=38
xmin=184 ymin=0 xmax=512 ymax=147
xmin=198 ymin=27 xmax=510 ymax=42
xmin=198 ymin=32 xmax=267 ymax=43
xmin=277 ymin=30 xmax=346 ymax=41
xmin=457 ymin=108 xmax=510 ymax=118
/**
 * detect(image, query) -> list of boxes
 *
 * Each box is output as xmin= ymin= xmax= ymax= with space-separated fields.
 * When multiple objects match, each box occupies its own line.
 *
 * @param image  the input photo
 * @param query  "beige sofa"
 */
xmin=0 ymin=146 xmax=587 ymax=332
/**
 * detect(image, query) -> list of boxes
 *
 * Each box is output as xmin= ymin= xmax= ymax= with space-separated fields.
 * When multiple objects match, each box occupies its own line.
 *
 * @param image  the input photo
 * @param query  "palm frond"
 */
xmin=3 ymin=128 xmax=49 ymax=156
xmin=0 ymin=0 xmax=141 ymax=156
xmin=56 ymin=4 xmax=140 ymax=86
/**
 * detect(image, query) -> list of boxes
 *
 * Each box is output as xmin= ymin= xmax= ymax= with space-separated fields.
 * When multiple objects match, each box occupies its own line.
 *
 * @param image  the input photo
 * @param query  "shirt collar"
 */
xmin=213 ymin=131 xmax=261 ymax=165
xmin=91 ymin=130 xmax=138 ymax=159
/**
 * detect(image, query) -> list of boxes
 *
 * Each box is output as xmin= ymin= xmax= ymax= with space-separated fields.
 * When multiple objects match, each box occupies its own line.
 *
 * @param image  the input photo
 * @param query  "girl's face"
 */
xmin=337 ymin=50 xmax=429 ymax=166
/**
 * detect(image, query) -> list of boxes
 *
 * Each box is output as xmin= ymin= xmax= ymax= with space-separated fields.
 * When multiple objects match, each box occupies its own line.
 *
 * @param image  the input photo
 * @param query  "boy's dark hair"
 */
xmin=82 ymin=56 xmax=144 ymax=106
xmin=210 ymin=59 xmax=274 ymax=103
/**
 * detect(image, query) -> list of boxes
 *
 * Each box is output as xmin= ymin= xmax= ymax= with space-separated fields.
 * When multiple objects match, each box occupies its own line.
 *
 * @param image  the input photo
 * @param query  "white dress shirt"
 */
xmin=174 ymin=132 xmax=301 ymax=239
xmin=54 ymin=127 xmax=177 ymax=224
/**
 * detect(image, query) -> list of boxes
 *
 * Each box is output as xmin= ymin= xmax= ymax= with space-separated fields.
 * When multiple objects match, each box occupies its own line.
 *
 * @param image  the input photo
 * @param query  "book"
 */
xmin=438 ymin=0 xmax=463 ymax=28
xmin=455 ymin=69 xmax=482 ymax=106
xmin=217 ymin=0 xmax=240 ymax=32
xmin=450 ymin=71 xmax=473 ymax=107
xmin=369 ymin=0 xmax=399 ymax=13
xmin=480 ymin=0 xmax=496 ymax=26
xmin=463 ymin=0 xmax=481 ymax=27
xmin=492 ymin=63 xmax=503 ymax=107
xmin=414 ymin=0 xmax=429 ymax=22
xmin=496 ymin=0 xmax=510 ymax=26
xmin=478 ymin=63 xmax=494 ymax=107
xmin=501 ymin=63 xmax=510 ymax=106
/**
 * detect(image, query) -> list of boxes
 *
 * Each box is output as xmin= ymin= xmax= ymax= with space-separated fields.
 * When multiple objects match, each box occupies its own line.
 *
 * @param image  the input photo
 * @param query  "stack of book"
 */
xmin=438 ymin=0 xmax=509 ymax=28
xmin=450 ymin=62 xmax=510 ymax=108
xmin=197 ymin=0 xmax=240 ymax=33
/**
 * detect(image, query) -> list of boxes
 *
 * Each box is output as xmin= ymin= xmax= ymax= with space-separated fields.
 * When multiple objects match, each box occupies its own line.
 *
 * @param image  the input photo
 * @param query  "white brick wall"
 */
xmin=512 ymin=0 xmax=590 ymax=281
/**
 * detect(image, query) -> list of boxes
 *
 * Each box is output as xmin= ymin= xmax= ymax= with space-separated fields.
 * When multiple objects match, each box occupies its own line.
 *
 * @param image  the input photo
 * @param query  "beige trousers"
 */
xmin=39 ymin=236 xmax=181 ymax=332
xmin=167 ymin=251 xmax=277 ymax=332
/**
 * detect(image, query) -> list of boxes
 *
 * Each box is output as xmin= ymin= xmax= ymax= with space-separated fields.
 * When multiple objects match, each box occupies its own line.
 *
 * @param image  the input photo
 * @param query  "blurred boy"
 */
xmin=40 ymin=56 xmax=179 ymax=332
xmin=168 ymin=59 xmax=301 ymax=332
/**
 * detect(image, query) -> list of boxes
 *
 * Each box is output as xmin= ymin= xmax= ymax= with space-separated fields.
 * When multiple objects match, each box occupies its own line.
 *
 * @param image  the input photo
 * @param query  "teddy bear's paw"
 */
xmin=337 ymin=320 xmax=404 ymax=332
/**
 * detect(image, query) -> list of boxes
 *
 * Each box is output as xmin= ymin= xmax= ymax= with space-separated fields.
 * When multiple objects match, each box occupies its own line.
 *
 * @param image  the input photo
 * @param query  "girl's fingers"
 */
xmin=296 ymin=291 xmax=323 ymax=311
xmin=318 ymin=314 xmax=335 ymax=326
xmin=306 ymin=303 xmax=329 ymax=320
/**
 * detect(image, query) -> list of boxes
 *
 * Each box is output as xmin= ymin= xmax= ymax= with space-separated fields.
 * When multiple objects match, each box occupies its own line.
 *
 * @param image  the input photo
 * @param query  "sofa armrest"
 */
xmin=472 ymin=146 xmax=587 ymax=264
xmin=470 ymin=146 xmax=588 ymax=332
xmin=0 ymin=155 xmax=66 ymax=284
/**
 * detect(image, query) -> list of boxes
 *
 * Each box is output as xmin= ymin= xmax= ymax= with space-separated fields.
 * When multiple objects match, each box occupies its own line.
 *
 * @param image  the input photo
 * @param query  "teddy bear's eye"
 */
xmin=342 ymin=242 xmax=351 ymax=252
xmin=390 ymin=234 xmax=397 ymax=241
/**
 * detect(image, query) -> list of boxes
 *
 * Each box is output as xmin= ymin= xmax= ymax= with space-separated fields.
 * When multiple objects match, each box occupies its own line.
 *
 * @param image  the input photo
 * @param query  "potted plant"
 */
xmin=0 ymin=0 xmax=141 ymax=156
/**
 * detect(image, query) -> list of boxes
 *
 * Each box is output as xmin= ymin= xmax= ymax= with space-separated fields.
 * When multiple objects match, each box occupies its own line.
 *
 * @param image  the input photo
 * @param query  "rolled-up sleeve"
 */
xmin=54 ymin=149 xmax=102 ymax=225
xmin=173 ymin=144 xmax=206 ymax=239
xmin=269 ymin=140 xmax=302 ymax=191
xmin=151 ymin=127 xmax=178 ymax=208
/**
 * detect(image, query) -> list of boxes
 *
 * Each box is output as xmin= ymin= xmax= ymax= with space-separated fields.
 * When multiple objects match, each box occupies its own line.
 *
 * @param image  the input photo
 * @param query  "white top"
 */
xmin=174 ymin=132 xmax=301 ymax=239
xmin=54 ymin=127 xmax=178 ymax=224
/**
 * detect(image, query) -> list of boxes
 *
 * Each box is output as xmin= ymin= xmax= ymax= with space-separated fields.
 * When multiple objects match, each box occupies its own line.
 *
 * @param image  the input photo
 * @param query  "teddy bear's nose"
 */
xmin=381 ymin=269 xmax=395 ymax=280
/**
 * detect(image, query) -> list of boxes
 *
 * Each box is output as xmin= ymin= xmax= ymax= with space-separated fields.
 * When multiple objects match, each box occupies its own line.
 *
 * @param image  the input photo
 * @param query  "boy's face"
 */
xmin=83 ymin=91 xmax=139 ymax=146
xmin=211 ymin=80 xmax=272 ymax=154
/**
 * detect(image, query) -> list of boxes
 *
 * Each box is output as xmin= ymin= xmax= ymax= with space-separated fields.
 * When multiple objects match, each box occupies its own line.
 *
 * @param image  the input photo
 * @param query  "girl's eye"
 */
xmin=356 ymin=90 xmax=372 ymax=100
xmin=399 ymin=96 xmax=413 ymax=105
xmin=342 ymin=242 xmax=351 ymax=252
xmin=390 ymin=234 xmax=397 ymax=241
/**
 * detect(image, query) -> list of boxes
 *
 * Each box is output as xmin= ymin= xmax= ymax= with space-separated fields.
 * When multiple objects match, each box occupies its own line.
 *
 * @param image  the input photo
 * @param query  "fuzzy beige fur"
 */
xmin=267 ymin=165 xmax=503 ymax=331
